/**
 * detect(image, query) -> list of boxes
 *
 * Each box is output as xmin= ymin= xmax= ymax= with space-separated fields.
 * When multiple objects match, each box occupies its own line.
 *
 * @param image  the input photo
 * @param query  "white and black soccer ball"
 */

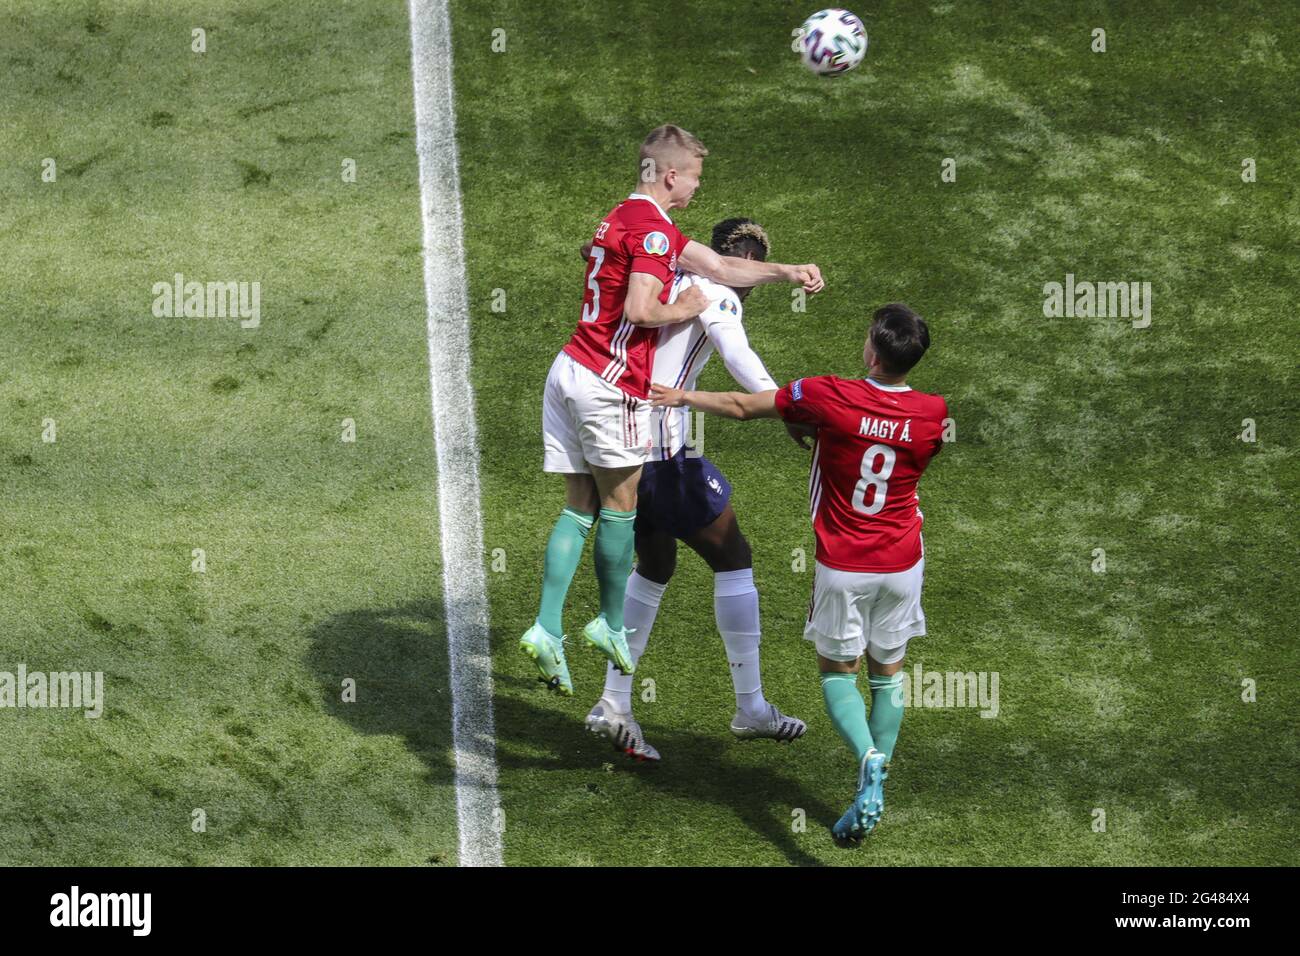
xmin=795 ymin=8 xmax=868 ymax=76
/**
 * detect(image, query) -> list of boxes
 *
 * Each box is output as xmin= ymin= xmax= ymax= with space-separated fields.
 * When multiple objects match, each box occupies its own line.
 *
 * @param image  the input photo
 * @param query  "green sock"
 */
xmin=820 ymin=672 xmax=875 ymax=764
xmin=536 ymin=507 xmax=594 ymax=636
xmin=592 ymin=508 xmax=636 ymax=630
xmin=867 ymin=672 xmax=905 ymax=762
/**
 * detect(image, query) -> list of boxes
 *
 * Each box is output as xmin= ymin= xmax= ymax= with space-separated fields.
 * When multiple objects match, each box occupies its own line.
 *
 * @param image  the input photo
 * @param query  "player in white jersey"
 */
xmin=584 ymin=219 xmax=809 ymax=760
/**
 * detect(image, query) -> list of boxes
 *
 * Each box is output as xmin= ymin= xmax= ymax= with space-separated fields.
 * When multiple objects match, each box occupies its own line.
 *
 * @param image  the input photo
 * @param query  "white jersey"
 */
xmin=650 ymin=271 xmax=777 ymax=459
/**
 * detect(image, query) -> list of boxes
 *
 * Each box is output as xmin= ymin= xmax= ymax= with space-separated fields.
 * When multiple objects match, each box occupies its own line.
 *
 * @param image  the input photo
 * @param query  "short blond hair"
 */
xmin=639 ymin=124 xmax=708 ymax=182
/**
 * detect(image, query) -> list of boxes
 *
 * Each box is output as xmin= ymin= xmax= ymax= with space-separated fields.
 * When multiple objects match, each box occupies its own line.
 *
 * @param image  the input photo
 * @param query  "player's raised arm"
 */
xmin=679 ymin=240 xmax=824 ymax=293
xmin=624 ymin=273 xmax=708 ymax=327
xmin=651 ymin=384 xmax=779 ymax=420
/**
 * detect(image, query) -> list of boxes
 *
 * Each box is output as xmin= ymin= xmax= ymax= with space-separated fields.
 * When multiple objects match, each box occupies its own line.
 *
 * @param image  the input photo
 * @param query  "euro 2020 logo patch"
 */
xmin=643 ymin=231 xmax=669 ymax=256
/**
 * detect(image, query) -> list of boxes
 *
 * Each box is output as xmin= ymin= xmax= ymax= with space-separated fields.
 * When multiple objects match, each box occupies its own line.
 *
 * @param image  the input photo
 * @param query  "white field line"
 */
xmin=408 ymin=0 xmax=502 ymax=867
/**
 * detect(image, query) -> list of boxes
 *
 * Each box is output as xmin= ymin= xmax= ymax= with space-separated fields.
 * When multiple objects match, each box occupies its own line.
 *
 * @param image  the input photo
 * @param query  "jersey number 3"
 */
xmin=851 ymin=443 xmax=895 ymax=515
xmin=580 ymin=247 xmax=606 ymax=322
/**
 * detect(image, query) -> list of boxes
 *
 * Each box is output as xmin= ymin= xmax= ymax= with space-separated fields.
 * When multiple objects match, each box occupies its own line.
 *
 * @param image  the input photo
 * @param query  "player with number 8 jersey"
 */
xmin=648 ymin=303 xmax=945 ymax=843
xmin=775 ymin=374 xmax=946 ymax=574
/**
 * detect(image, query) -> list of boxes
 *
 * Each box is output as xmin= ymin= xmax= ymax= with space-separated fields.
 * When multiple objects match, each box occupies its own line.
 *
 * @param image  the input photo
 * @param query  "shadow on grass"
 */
xmin=305 ymin=599 xmax=456 ymax=784
xmin=306 ymin=601 xmax=844 ymax=864
xmin=492 ymin=672 xmax=843 ymax=867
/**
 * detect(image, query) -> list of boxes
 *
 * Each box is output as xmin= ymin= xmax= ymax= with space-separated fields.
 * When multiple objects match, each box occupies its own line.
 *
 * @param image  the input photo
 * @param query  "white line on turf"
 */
xmin=408 ymin=0 xmax=502 ymax=868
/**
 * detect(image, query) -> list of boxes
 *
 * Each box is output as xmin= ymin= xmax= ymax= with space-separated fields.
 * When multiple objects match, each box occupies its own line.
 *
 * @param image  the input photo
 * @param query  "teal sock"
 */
xmin=536 ymin=507 xmax=594 ymax=636
xmin=867 ymin=673 xmax=905 ymax=762
xmin=592 ymin=508 xmax=636 ymax=630
xmin=820 ymin=672 xmax=875 ymax=764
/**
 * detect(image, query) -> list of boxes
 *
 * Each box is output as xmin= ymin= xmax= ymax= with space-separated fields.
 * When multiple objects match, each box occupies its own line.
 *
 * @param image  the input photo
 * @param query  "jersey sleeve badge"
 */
xmin=643 ymin=231 xmax=670 ymax=256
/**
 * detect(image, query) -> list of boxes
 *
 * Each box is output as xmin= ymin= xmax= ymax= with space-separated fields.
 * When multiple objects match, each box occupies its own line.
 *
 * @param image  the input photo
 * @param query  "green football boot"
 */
xmin=519 ymin=622 xmax=572 ymax=696
xmin=582 ymin=613 xmax=634 ymax=675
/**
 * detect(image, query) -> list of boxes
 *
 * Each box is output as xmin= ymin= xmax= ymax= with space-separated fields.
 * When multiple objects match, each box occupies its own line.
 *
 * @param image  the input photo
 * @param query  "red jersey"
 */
xmin=775 ymin=376 xmax=947 ymax=573
xmin=562 ymin=194 xmax=690 ymax=400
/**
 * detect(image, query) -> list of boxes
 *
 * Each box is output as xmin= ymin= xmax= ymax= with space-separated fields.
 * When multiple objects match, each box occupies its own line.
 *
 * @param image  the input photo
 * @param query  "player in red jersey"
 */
xmin=650 ymin=304 xmax=946 ymax=843
xmin=522 ymin=124 xmax=825 ymax=698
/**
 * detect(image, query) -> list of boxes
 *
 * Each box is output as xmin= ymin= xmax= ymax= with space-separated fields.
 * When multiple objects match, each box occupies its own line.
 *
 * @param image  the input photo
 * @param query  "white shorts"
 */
xmin=805 ymin=558 xmax=926 ymax=664
xmin=542 ymin=351 xmax=652 ymax=473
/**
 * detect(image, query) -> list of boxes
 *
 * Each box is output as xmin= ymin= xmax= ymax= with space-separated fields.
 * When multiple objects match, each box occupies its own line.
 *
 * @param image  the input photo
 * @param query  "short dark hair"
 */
xmin=869 ymin=304 xmax=930 ymax=374
xmin=711 ymin=217 xmax=769 ymax=260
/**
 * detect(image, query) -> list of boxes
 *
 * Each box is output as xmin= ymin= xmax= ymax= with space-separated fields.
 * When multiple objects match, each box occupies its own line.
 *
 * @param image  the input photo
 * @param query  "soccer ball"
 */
xmin=795 ymin=8 xmax=868 ymax=76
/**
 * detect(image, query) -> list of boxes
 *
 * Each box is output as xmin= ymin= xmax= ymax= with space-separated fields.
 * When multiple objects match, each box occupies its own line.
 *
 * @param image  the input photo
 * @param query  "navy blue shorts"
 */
xmin=635 ymin=449 xmax=732 ymax=542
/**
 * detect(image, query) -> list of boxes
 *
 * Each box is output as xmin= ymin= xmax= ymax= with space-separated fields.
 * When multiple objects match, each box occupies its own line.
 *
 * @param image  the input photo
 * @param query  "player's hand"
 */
xmin=788 ymin=264 xmax=824 ymax=293
xmin=650 ymin=384 xmax=688 ymax=407
xmin=785 ymin=421 xmax=817 ymax=450
xmin=675 ymin=283 xmax=709 ymax=319
xmin=580 ymin=241 xmax=593 ymax=260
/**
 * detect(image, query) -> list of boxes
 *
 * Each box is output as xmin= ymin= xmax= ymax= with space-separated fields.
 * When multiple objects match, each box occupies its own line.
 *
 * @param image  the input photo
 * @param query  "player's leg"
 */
xmin=586 ymin=516 xmax=675 ymax=762
xmin=821 ymin=650 xmax=888 ymax=846
xmin=805 ymin=562 xmax=888 ymax=845
xmin=824 ymin=647 xmax=907 ymax=845
xmin=684 ymin=502 xmax=805 ymax=742
xmin=864 ymin=648 xmax=906 ymax=764
xmin=544 ymin=352 xmax=652 ymax=680
xmin=535 ymin=474 xmax=599 ymax=635
xmin=521 ymin=356 xmax=602 ymax=694
xmin=861 ymin=556 xmax=926 ymax=765
xmin=603 ymin=519 xmax=677 ymax=711
xmin=817 ymin=653 xmax=874 ymax=768
xmin=581 ymin=462 xmax=641 ymax=674
xmin=827 ymin=558 xmax=925 ymax=843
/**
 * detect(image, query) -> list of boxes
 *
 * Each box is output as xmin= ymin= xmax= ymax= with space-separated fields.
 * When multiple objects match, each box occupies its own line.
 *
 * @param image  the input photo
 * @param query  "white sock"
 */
xmin=601 ymin=569 xmax=665 ymax=712
xmin=714 ymin=568 xmax=768 ymax=720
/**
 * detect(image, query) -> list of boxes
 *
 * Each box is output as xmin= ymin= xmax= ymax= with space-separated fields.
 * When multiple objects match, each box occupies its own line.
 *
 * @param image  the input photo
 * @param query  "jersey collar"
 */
xmin=628 ymin=192 xmax=674 ymax=224
xmin=866 ymin=377 xmax=911 ymax=392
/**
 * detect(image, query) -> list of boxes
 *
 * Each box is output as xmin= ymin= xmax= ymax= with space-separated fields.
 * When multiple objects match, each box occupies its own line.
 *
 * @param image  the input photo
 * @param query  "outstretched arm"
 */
xmin=650 ymin=384 xmax=780 ymax=421
xmin=678 ymin=240 xmax=824 ymax=293
xmin=704 ymin=313 xmax=813 ymax=448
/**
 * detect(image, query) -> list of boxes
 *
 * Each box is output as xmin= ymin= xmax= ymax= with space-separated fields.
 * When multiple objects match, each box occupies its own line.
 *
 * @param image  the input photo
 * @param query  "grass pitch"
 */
xmin=1 ymin=0 xmax=1296 ymax=866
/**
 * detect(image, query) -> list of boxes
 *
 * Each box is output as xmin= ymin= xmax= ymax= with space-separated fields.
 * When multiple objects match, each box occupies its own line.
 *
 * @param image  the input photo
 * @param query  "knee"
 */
xmin=603 ymin=489 xmax=637 ymax=514
xmin=706 ymin=533 xmax=751 ymax=573
xmin=565 ymin=477 xmax=599 ymax=515
xmin=634 ymin=542 xmax=676 ymax=585
xmin=817 ymin=653 xmax=862 ymax=675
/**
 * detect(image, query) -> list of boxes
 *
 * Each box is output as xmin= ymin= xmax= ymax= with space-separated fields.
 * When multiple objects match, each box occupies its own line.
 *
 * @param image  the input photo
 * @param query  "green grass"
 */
xmin=1 ymin=0 xmax=456 ymax=865
xmin=459 ymin=0 xmax=1298 ymax=865
xmin=1 ymin=0 xmax=1296 ymax=866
